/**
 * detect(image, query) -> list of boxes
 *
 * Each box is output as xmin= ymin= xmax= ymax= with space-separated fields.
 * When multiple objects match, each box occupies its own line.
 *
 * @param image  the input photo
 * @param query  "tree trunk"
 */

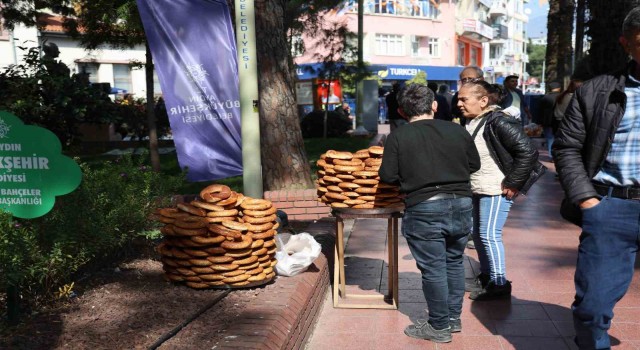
xmin=585 ymin=0 xmax=640 ymax=76
xmin=254 ymin=0 xmax=313 ymax=190
xmin=145 ymin=43 xmax=160 ymax=172
xmin=545 ymin=0 xmax=575 ymax=87
xmin=574 ymin=0 xmax=586 ymax=63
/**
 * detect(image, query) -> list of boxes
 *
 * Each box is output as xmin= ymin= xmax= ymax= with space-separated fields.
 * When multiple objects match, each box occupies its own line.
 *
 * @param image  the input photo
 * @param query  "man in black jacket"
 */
xmin=386 ymin=82 xmax=405 ymax=132
xmin=379 ymin=83 xmax=480 ymax=343
xmin=553 ymin=7 xmax=640 ymax=350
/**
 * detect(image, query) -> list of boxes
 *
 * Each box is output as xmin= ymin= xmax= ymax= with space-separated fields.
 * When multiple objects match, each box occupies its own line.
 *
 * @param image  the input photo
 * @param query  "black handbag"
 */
xmin=519 ymin=161 xmax=547 ymax=195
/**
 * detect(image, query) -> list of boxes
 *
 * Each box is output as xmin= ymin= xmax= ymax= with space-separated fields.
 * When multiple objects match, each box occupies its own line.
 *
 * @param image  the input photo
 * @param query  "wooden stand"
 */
xmin=332 ymin=207 xmax=403 ymax=309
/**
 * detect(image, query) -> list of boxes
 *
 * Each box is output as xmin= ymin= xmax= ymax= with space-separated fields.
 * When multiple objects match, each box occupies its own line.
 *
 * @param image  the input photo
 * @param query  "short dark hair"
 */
xmin=397 ymin=83 xmax=434 ymax=118
xmin=427 ymin=82 xmax=438 ymax=93
xmin=504 ymin=74 xmax=519 ymax=82
xmin=623 ymin=7 xmax=640 ymax=37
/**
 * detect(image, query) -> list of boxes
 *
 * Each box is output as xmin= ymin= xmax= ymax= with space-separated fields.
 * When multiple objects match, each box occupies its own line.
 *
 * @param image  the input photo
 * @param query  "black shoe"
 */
xmin=465 ymin=273 xmax=490 ymax=293
xmin=469 ymin=280 xmax=512 ymax=301
xmin=449 ymin=318 xmax=462 ymax=333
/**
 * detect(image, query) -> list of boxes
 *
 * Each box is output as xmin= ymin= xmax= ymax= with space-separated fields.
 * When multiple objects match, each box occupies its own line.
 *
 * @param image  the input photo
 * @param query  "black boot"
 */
xmin=469 ymin=280 xmax=512 ymax=301
xmin=465 ymin=273 xmax=490 ymax=292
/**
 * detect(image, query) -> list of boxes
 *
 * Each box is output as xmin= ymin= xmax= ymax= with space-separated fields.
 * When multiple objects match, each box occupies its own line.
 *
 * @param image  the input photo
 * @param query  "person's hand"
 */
xmin=579 ymin=197 xmax=600 ymax=209
xmin=502 ymin=187 xmax=519 ymax=200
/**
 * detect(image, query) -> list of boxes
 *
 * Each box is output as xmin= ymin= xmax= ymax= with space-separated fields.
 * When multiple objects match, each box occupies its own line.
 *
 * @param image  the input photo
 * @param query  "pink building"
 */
xmin=294 ymin=1 xmax=463 ymax=88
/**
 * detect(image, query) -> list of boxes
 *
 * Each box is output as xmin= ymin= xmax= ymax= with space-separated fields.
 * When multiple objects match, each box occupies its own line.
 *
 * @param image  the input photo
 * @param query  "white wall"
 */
xmin=0 ymin=25 xmax=151 ymax=99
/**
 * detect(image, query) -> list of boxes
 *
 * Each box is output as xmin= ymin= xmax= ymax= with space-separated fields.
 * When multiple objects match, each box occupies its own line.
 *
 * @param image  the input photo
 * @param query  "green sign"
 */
xmin=0 ymin=111 xmax=82 ymax=219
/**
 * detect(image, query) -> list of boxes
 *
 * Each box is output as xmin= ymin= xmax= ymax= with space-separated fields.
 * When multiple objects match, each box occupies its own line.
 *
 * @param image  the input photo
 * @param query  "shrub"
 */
xmin=0 ymin=154 xmax=185 ymax=309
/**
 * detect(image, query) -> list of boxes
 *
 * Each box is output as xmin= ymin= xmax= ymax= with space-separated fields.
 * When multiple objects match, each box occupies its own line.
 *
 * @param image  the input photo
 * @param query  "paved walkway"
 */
xmin=306 ymin=145 xmax=640 ymax=349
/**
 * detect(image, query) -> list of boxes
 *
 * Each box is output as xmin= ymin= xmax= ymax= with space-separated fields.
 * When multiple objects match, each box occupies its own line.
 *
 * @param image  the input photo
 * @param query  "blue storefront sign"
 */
xmin=296 ymin=63 xmax=463 ymax=82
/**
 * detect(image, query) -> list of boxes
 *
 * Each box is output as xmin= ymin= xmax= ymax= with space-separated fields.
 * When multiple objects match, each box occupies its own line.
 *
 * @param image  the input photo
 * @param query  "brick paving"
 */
xmin=304 ymin=146 xmax=640 ymax=350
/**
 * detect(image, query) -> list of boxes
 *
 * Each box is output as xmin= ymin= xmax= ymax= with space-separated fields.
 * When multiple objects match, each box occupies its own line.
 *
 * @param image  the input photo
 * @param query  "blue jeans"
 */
xmin=573 ymin=196 xmax=640 ymax=349
xmin=472 ymin=194 xmax=513 ymax=285
xmin=402 ymin=196 xmax=472 ymax=329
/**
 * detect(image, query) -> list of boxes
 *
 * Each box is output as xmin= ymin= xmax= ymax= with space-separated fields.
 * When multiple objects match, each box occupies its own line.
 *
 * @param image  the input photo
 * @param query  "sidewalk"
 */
xmin=305 ymin=151 xmax=640 ymax=349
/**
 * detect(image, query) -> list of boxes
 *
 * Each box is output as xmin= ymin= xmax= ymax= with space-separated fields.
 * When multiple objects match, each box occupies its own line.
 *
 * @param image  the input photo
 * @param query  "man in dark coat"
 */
xmin=553 ymin=7 xmax=640 ymax=349
xmin=537 ymin=81 xmax=561 ymax=156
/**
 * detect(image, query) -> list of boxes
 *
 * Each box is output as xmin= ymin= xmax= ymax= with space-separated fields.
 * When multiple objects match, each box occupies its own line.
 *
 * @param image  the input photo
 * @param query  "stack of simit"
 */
xmin=316 ymin=145 xmax=402 ymax=209
xmin=154 ymin=184 xmax=278 ymax=289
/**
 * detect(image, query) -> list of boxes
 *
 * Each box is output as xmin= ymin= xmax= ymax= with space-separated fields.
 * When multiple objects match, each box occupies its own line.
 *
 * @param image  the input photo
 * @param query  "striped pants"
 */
xmin=472 ymin=194 xmax=513 ymax=285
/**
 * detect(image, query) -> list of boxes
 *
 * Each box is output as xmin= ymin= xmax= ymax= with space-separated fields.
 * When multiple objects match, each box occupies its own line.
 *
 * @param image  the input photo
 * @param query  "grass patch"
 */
xmin=77 ymin=136 xmax=373 ymax=194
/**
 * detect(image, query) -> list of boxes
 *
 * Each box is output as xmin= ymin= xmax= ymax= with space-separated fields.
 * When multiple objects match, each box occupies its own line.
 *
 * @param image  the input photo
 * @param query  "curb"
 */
xmin=215 ymin=218 xmax=335 ymax=350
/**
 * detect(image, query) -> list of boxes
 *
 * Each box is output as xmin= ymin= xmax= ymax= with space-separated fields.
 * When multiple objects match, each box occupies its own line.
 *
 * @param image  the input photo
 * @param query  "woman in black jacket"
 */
xmin=457 ymin=80 xmax=539 ymax=300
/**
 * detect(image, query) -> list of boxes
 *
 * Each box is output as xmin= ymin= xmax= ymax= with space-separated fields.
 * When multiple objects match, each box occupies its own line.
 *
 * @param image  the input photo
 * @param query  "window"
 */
xmin=457 ymin=42 xmax=465 ymax=66
xmin=428 ymin=37 xmax=440 ymax=57
xmin=490 ymin=44 xmax=502 ymax=59
xmin=78 ymin=63 xmax=99 ymax=83
xmin=470 ymin=47 xmax=478 ymax=66
xmin=375 ymin=34 xmax=404 ymax=56
xmin=410 ymin=35 xmax=421 ymax=57
xmin=417 ymin=0 xmax=439 ymax=19
xmin=113 ymin=64 xmax=132 ymax=92
xmin=291 ymin=34 xmax=304 ymax=57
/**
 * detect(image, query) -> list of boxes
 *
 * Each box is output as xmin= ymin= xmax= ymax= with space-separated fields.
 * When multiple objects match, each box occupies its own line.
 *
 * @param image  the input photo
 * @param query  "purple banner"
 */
xmin=137 ymin=0 xmax=242 ymax=181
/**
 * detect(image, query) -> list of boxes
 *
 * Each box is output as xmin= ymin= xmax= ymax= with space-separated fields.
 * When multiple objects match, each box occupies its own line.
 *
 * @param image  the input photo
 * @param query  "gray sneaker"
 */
xmin=449 ymin=318 xmax=462 ymax=333
xmin=404 ymin=320 xmax=452 ymax=343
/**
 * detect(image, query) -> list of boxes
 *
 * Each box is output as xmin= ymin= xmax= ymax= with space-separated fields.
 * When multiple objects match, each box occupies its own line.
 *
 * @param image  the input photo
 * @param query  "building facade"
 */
xmin=294 ymin=0 xmax=530 ymax=89
xmin=0 ymin=14 xmax=157 ymax=98
xmin=294 ymin=0 xmax=463 ymax=89
xmin=482 ymin=0 xmax=529 ymax=83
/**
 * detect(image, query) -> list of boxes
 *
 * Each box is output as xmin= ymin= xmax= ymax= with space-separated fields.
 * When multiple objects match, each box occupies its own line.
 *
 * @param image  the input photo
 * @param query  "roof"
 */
xmin=37 ymin=13 xmax=66 ymax=33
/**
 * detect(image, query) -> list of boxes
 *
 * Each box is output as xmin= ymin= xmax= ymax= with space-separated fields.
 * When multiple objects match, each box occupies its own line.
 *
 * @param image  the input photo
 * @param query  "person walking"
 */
xmin=428 ymin=82 xmax=452 ymax=121
xmin=386 ymin=82 xmax=406 ymax=132
xmin=537 ymin=82 xmax=562 ymax=157
xmin=452 ymin=66 xmax=485 ymax=127
xmin=553 ymin=8 xmax=640 ymax=349
xmin=552 ymin=79 xmax=583 ymax=134
xmin=379 ymin=83 xmax=480 ymax=343
xmin=457 ymin=80 xmax=539 ymax=300
xmin=500 ymin=75 xmax=533 ymax=126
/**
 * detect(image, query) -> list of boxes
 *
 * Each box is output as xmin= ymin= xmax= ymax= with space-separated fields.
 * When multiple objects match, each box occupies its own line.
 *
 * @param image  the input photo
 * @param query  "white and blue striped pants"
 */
xmin=472 ymin=194 xmax=513 ymax=285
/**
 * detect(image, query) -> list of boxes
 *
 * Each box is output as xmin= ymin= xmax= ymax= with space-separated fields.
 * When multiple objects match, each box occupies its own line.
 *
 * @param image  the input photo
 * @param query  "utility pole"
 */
xmin=356 ymin=0 xmax=364 ymax=127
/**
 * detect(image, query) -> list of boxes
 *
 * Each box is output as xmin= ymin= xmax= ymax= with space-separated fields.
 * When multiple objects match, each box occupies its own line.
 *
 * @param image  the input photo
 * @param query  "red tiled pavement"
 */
xmin=305 ymin=145 xmax=640 ymax=350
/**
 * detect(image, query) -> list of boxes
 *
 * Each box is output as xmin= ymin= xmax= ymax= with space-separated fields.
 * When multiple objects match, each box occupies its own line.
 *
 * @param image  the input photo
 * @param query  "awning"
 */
xmin=296 ymin=63 xmax=462 ymax=81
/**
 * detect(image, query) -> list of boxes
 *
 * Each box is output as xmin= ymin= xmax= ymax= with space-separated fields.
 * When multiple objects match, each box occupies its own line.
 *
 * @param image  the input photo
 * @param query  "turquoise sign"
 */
xmin=0 ymin=111 xmax=82 ymax=219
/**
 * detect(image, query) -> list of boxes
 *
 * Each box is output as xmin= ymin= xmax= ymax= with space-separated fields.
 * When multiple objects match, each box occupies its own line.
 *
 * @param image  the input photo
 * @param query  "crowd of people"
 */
xmin=378 ymin=8 xmax=640 ymax=349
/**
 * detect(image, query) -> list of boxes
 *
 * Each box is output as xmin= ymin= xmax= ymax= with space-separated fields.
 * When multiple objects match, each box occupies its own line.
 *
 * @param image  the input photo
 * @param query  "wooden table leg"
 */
xmin=392 ymin=217 xmax=399 ymax=307
xmin=333 ymin=217 xmax=342 ymax=306
xmin=387 ymin=218 xmax=393 ymax=301
xmin=336 ymin=217 xmax=346 ymax=297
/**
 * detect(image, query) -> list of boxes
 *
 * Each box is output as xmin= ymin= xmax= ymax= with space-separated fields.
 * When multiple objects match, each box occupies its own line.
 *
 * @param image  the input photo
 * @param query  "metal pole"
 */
xmin=356 ymin=0 xmax=364 ymax=127
xmin=234 ymin=0 xmax=263 ymax=198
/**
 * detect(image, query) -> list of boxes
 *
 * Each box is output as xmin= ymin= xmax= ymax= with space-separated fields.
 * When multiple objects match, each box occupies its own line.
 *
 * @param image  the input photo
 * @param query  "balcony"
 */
xmin=489 ymin=0 xmax=508 ymax=17
xmin=461 ymin=19 xmax=494 ymax=42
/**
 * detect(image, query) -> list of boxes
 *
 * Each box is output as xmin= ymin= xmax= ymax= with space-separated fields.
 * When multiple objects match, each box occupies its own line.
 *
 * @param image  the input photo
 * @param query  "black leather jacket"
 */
xmin=480 ymin=109 xmax=539 ymax=190
xmin=552 ymin=63 xmax=631 ymax=204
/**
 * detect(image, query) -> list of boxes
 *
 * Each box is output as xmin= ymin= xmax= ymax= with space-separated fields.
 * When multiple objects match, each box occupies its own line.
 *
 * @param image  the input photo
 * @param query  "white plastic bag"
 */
xmin=275 ymin=232 xmax=322 ymax=277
